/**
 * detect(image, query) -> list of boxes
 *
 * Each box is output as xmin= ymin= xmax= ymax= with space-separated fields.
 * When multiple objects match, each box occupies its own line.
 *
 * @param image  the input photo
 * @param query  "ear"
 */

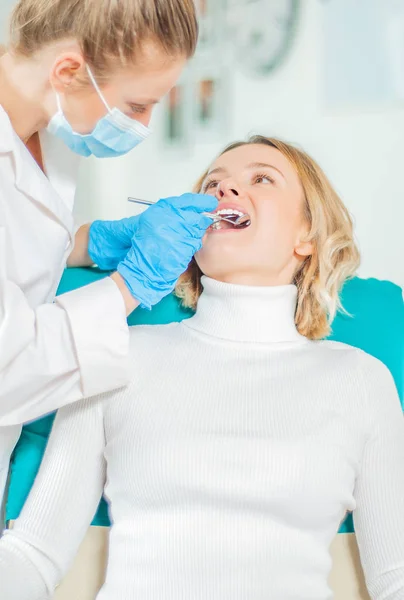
xmin=50 ymin=52 xmax=86 ymax=92
xmin=294 ymin=239 xmax=313 ymax=258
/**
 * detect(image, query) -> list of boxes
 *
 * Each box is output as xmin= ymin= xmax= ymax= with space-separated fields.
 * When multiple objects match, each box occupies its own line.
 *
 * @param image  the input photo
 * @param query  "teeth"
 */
xmin=216 ymin=209 xmax=244 ymax=216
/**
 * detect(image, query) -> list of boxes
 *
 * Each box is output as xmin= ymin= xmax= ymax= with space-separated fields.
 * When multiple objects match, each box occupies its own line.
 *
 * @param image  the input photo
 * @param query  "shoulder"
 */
xmin=314 ymin=340 xmax=394 ymax=379
xmin=308 ymin=339 xmax=364 ymax=370
xmin=314 ymin=339 xmax=360 ymax=355
xmin=310 ymin=340 xmax=398 ymax=401
xmin=309 ymin=342 xmax=401 ymax=429
xmin=323 ymin=343 xmax=400 ymax=414
xmin=354 ymin=348 xmax=399 ymax=406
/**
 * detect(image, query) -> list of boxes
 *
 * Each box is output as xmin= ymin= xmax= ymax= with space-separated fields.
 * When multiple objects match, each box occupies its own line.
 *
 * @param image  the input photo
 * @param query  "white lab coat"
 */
xmin=0 ymin=105 xmax=130 ymax=504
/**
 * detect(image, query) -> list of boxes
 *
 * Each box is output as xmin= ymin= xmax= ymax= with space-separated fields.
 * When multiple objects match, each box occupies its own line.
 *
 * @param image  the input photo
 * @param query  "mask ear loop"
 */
xmin=85 ymin=64 xmax=112 ymax=114
xmin=54 ymin=92 xmax=63 ymax=113
xmin=48 ymin=66 xmax=63 ymax=115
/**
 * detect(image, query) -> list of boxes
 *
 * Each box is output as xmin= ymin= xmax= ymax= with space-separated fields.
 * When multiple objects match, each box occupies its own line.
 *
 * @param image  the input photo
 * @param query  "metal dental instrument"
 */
xmin=127 ymin=197 xmax=155 ymax=207
xmin=127 ymin=197 xmax=251 ymax=227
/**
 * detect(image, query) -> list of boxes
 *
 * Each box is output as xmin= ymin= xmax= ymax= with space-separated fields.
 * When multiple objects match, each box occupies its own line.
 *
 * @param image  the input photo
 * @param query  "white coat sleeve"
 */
xmin=0 ymin=395 xmax=106 ymax=599
xmin=0 ymin=224 xmax=129 ymax=425
xmin=353 ymin=354 xmax=404 ymax=600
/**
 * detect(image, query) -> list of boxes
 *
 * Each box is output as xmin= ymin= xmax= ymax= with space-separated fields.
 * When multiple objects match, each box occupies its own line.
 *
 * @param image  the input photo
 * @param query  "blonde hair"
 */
xmin=8 ymin=0 xmax=198 ymax=78
xmin=176 ymin=135 xmax=360 ymax=340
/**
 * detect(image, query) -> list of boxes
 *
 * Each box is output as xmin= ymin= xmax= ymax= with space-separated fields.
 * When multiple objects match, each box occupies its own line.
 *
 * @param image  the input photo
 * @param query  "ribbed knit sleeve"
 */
xmin=353 ymin=353 xmax=404 ymax=599
xmin=0 ymin=394 xmax=107 ymax=599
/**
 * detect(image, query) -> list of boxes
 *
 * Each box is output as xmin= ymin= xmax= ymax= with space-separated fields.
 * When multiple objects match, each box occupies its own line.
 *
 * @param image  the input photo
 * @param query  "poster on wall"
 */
xmin=163 ymin=77 xmax=195 ymax=150
xmin=163 ymin=0 xmax=229 ymax=148
xmin=192 ymin=65 xmax=231 ymax=142
xmin=322 ymin=0 xmax=404 ymax=110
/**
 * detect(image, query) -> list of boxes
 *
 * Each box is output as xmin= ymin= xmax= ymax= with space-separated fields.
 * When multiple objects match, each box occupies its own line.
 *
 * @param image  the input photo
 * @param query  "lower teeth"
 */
xmin=210 ymin=217 xmax=251 ymax=231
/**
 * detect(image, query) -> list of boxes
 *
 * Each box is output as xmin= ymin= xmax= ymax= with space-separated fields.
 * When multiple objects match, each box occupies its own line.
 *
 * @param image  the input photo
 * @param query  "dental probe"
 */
xmin=127 ymin=197 xmax=251 ymax=227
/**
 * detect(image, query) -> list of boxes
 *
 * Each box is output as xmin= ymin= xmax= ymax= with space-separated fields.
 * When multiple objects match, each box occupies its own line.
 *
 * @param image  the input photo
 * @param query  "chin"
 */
xmin=196 ymin=256 xmax=252 ymax=282
xmin=197 ymin=238 xmax=255 ymax=273
xmin=197 ymin=245 xmax=232 ymax=266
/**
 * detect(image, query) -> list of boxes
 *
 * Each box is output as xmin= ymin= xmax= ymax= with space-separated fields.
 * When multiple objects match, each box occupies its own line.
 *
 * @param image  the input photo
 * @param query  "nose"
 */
xmin=216 ymin=178 xmax=241 ymax=201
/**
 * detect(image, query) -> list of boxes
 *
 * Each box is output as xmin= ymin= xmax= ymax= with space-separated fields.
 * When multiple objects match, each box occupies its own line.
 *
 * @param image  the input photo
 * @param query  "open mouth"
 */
xmin=210 ymin=208 xmax=251 ymax=231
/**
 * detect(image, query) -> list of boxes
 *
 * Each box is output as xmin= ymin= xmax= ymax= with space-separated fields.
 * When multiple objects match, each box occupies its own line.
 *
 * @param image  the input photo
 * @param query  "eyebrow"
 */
xmin=206 ymin=166 xmax=227 ymax=177
xmin=205 ymin=162 xmax=285 ymax=179
xmin=246 ymin=162 xmax=285 ymax=179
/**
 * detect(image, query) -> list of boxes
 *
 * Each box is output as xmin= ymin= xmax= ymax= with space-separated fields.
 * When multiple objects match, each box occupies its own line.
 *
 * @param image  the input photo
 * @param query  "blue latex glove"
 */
xmin=117 ymin=193 xmax=218 ymax=309
xmin=88 ymin=216 xmax=140 ymax=271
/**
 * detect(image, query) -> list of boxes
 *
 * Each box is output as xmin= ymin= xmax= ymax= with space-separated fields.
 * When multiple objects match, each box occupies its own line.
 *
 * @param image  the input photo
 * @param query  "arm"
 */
xmin=67 ymin=224 xmax=93 ymax=268
xmin=353 ymin=355 xmax=404 ymax=599
xmin=0 ymin=395 xmax=106 ymax=600
xmin=0 ymin=193 xmax=215 ymax=424
xmin=0 ymin=247 xmax=130 ymax=425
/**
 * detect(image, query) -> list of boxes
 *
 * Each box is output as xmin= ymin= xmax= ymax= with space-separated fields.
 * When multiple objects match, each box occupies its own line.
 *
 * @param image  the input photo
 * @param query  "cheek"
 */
xmin=65 ymin=94 xmax=106 ymax=133
xmin=86 ymin=97 xmax=107 ymax=118
xmin=254 ymin=204 xmax=302 ymax=251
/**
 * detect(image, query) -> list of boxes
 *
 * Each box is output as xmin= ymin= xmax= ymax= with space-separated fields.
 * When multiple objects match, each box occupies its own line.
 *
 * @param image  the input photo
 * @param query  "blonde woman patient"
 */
xmin=0 ymin=136 xmax=403 ymax=600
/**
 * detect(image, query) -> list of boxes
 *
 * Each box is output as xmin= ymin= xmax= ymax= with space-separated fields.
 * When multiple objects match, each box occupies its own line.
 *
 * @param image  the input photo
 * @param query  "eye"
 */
xmin=203 ymin=179 xmax=219 ymax=192
xmin=129 ymin=104 xmax=147 ymax=114
xmin=254 ymin=173 xmax=274 ymax=185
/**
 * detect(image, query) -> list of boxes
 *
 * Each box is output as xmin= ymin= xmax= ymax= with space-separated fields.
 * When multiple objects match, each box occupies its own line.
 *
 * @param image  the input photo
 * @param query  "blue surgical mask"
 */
xmin=47 ymin=65 xmax=151 ymax=158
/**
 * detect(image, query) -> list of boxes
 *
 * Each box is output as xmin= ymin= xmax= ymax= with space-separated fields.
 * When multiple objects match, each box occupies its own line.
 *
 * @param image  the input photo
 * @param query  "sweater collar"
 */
xmin=184 ymin=276 xmax=306 ymax=344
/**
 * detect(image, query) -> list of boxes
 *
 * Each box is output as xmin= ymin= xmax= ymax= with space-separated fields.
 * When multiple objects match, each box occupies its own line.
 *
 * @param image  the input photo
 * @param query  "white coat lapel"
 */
xmin=0 ymin=106 xmax=79 ymax=243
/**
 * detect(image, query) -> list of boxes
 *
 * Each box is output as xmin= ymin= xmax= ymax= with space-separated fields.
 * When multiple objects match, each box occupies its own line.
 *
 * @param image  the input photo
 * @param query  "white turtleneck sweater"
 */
xmin=0 ymin=278 xmax=403 ymax=600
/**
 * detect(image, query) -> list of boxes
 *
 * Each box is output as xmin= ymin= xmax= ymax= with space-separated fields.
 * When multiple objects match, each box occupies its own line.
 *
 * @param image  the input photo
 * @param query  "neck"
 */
xmin=185 ymin=277 xmax=306 ymax=345
xmin=210 ymin=271 xmax=295 ymax=287
xmin=0 ymin=52 xmax=50 ymax=140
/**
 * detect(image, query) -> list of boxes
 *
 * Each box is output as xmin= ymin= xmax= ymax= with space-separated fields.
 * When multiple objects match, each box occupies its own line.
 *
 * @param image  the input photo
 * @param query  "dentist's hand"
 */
xmin=116 ymin=194 xmax=218 ymax=309
xmin=88 ymin=216 xmax=141 ymax=271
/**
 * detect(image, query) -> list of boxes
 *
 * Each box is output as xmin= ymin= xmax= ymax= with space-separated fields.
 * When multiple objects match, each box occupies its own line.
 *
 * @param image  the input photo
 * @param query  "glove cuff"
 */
xmin=117 ymin=263 xmax=175 ymax=310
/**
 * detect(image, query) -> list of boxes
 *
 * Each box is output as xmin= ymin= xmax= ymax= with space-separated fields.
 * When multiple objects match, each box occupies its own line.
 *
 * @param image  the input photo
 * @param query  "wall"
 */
xmin=1 ymin=0 xmax=403 ymax=287
xmin=0 ymin=0 xmax=14 ymax=42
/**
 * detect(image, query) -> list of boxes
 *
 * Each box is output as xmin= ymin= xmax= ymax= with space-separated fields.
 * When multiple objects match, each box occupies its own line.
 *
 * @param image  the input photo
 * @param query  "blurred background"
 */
xmin=1 ymin=0 xmax=403 ymax=287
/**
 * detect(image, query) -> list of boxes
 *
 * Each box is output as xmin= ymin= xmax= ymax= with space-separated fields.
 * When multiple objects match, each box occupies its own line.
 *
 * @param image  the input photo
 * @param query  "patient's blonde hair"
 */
xmin=7 ymin=0 xmax=198 ymax=78
xmin=176 ymin=135 xmax=360 ymax=340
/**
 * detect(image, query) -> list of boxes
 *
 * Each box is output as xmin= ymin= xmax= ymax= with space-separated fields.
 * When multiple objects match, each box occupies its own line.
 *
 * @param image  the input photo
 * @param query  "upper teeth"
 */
xmin=216 ymin=209 xmax=244 ymax=216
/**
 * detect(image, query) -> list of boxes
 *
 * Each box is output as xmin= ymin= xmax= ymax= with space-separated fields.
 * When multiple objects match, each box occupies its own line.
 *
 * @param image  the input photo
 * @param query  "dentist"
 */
xmin=0 ymin=0 xmax=217 ymax=505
